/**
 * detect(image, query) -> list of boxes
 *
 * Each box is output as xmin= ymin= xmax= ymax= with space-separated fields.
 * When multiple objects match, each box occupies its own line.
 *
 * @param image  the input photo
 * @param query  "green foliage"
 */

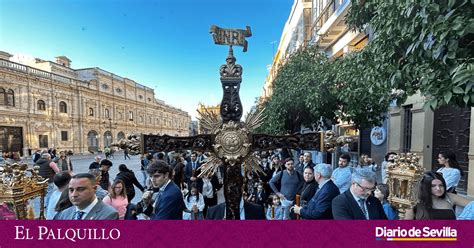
xmin=346 ymin=0 xmax=474 ymax=109
xmin=258 ymin=44 xmax=395 ymax=134
xmin=258 ymin=46 xmax=337 ymax=135
xmin=329 ymin=44 xmax=395 ymax=128
xmin=259 ymin=0 xmax=473 ymax=135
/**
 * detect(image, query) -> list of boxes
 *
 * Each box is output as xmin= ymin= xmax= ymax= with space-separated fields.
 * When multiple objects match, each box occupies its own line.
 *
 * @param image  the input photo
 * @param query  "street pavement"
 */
xmin=26 ymin=152 xmax=145 ymax=218
xmin=69 ymin=151 xmax=146 ymax=204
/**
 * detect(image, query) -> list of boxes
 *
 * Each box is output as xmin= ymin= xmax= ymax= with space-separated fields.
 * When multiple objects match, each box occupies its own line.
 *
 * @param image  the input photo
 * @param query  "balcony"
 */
xmin=0 ymin=59 xmax=72 ymax=84
xmin=311 ymin=0 xmax=351 ymax=49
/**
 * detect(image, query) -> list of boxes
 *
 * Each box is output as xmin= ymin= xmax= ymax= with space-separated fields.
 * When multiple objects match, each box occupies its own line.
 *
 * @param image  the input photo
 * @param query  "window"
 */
xmin=59 ymin=101 xmax=67 ymax=113
xmin=129 ymin=111 xmax=134 ymax=121
xmin=0 ymin=88 xmax=4 ymax=105
xmin=148 ymin=116 xmax=152 ymax=124
xmin=105 ymin=108 xmax=110 ymax=118
xmin=88 ymin=107 xmax=94 ymax=116
xmin=0 ymin=88 xmax=15 ymax=106
xmin=6 ymin=89 xmax=14 ymax=106
xmin=402 ymin=104 xmax=413 ymax=153
xmin=37 ymin=100 xmax=46 ymax=111
xmin=140 ymin=116 xmax=143 ymax=123
xmin=61 ymin=131 xmax=68 ymax=141
xmin=39 ymin=135 xmax=48 ymax=148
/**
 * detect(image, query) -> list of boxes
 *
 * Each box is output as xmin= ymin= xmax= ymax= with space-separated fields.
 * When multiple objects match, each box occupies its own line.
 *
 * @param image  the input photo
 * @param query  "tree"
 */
xmin=259 ymin=0 xmax=473 ymax=135
xmin=346 ymin=0 xmax=474 ymax=109
xmin=258 ymin=46 xmax=338 ymax=134
xmin=328 ymin=45 xmax=395 ymax=128
xmin=258 ymin=44 xmax=395 ymax=133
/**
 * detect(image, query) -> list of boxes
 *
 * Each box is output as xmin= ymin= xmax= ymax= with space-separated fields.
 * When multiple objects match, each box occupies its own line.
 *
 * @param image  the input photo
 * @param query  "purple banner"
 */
xmin=0 ymin=221 xmax=473 ymax=248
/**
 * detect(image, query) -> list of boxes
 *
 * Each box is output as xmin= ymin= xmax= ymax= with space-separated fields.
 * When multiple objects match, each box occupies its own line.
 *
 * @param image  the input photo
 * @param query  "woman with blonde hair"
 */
xmin=103 ymin=180 xmax=128 ymax=220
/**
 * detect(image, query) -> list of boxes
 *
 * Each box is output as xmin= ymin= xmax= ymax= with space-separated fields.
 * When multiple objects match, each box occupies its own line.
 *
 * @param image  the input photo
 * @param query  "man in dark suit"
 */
xmin=141 ymin=160 xmax=185 ymax=220
xmin=184 ymin=152 xmax=203 ymax=191
xmin=292 ymin=163 xmax=340 ymax=219
xmin=294 ymin=153 xmax=305 ymax=175
xmin=303 ymin=152 xmax=316 ymax=171
xmin=54 ymin=173 xmax=118 ymax=220
xmin=332 ymin=168 xmax=387 ymax=220
xmin=206 ymin=199 xmax=265 ymax=220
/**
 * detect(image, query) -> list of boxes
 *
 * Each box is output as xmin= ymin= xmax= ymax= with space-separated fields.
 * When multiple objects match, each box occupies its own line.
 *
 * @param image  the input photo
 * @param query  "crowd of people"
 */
xmin=7 ymin=147 xmax=473 ymax=221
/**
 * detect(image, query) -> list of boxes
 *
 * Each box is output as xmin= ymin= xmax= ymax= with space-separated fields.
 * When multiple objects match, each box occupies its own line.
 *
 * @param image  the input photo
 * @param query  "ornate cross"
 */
xmin=139 ymin=26 xmax=325 ymax=219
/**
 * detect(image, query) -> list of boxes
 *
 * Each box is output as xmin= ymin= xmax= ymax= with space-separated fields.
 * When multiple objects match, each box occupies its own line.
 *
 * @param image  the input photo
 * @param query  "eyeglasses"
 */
xmin=355 ymin=182 xmax=376 ymax=192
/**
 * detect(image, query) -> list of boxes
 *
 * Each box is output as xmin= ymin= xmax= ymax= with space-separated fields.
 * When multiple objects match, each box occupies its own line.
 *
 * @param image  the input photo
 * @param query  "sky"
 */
xmin=0 ymin=0 xmax=293 ymax=120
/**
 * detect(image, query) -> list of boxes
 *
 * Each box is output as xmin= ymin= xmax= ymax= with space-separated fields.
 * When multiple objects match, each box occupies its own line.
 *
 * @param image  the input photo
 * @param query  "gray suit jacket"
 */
xmin=54 ymin=200 xmax=119 ymax=220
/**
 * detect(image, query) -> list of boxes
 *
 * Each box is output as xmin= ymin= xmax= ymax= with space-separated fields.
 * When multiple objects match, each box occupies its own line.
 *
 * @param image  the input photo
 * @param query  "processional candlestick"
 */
xmin=386 ymin=153 xmax=424 ymax=219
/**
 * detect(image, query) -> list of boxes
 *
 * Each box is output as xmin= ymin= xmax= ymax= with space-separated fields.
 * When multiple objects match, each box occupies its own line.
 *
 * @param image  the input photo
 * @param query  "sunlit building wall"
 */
xmin=0 ymin=51 xmax=191 ymax=155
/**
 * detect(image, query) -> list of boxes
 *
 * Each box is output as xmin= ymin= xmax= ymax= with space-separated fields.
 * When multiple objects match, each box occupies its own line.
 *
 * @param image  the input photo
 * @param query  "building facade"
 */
xmin=263 ymin=0 xmax=473 ymax=194
xmin=388 ymin=95 xmax=473 ymax=195
xmin=0 ymin=51 xmax=191 ymax=155
xmin=197 ymin=103 xmax=220 ymax=134
xmin=261 ymin=0 xmax=374 ymax=164
xmin=261 ymin=0 xmax=312 ymax=101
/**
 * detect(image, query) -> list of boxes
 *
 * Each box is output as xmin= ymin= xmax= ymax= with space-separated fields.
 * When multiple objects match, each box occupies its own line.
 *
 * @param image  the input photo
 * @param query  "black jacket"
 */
xmin=206 ymin=201 xmax=265 ymax=220
xmin=332 ymin=190 xmax=387 ymax=220
xmin=115 ymin=170 xmax=145 ymax=192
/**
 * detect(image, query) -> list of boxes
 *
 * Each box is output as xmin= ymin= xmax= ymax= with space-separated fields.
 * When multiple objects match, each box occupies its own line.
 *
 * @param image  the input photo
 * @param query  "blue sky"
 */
xmin=0 ymin=0 xmax=293 ymax=119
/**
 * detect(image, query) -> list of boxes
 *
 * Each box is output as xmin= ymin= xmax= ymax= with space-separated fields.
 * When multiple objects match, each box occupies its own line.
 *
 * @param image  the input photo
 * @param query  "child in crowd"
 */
xmin=374 ymin=184 xmax=399 ymax=220
xmin=266 ymin=194 xmax=285 ymax=220
xmin=183 ymin=183 xmax=205 ymax=220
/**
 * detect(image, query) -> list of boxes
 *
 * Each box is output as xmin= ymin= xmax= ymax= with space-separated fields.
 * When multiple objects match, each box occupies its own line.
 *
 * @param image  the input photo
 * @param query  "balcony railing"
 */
xmin=311 ymin=0 xmax=337 ymax=37
xmin=0 ymin=59 xmax=73 ymax=84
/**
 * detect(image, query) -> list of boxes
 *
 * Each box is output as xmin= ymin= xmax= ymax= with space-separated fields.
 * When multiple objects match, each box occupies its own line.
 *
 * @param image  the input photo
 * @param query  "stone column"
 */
xmin=467 ymin=107 xmax=474 ymax=196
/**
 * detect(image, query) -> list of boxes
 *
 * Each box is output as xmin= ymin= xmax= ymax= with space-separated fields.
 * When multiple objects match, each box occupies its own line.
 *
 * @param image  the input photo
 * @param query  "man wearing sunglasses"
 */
xmin=332 ymin=168 xmax=387 ymax=220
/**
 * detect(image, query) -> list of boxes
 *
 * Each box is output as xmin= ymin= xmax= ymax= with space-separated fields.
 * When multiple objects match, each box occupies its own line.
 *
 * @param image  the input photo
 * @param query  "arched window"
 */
xmin=129 ymin=111 xmax=133 ymax=121
xmin=59 ymin=101 xmax=67 ymax=113
xmin=88 ymin=107 xmax=94 ymax=116
xmin=37 ymin=100 xmax=46 ymax=110
xmin=104 ymin=108 xmax=110 ymax=118
xmin=6 ymin=89 xmax=14 ymax=106
xmin=0 ymin=88 xmax=6 ymax=105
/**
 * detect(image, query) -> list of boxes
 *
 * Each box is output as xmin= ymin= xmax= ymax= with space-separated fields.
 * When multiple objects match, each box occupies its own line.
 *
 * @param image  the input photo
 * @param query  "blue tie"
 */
xmin=358 ymin=199 xmax=368 ymax=220
xmin=74 ymin=211 xmax=85 ymax=220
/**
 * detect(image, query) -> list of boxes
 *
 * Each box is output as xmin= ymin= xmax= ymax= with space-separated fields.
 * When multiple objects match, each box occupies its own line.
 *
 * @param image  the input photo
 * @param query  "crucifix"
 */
xmin=139 ymin=25 xmax=326 ymax=219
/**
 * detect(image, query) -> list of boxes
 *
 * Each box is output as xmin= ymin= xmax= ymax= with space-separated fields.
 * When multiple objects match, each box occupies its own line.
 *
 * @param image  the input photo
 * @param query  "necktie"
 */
xmin=358 ymin=199 xmax=368 ymax=220
xmin=192 ymin=162 xmax=196 ymax=169
xmin=74 ymin=211 xmax=85 ymax=220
